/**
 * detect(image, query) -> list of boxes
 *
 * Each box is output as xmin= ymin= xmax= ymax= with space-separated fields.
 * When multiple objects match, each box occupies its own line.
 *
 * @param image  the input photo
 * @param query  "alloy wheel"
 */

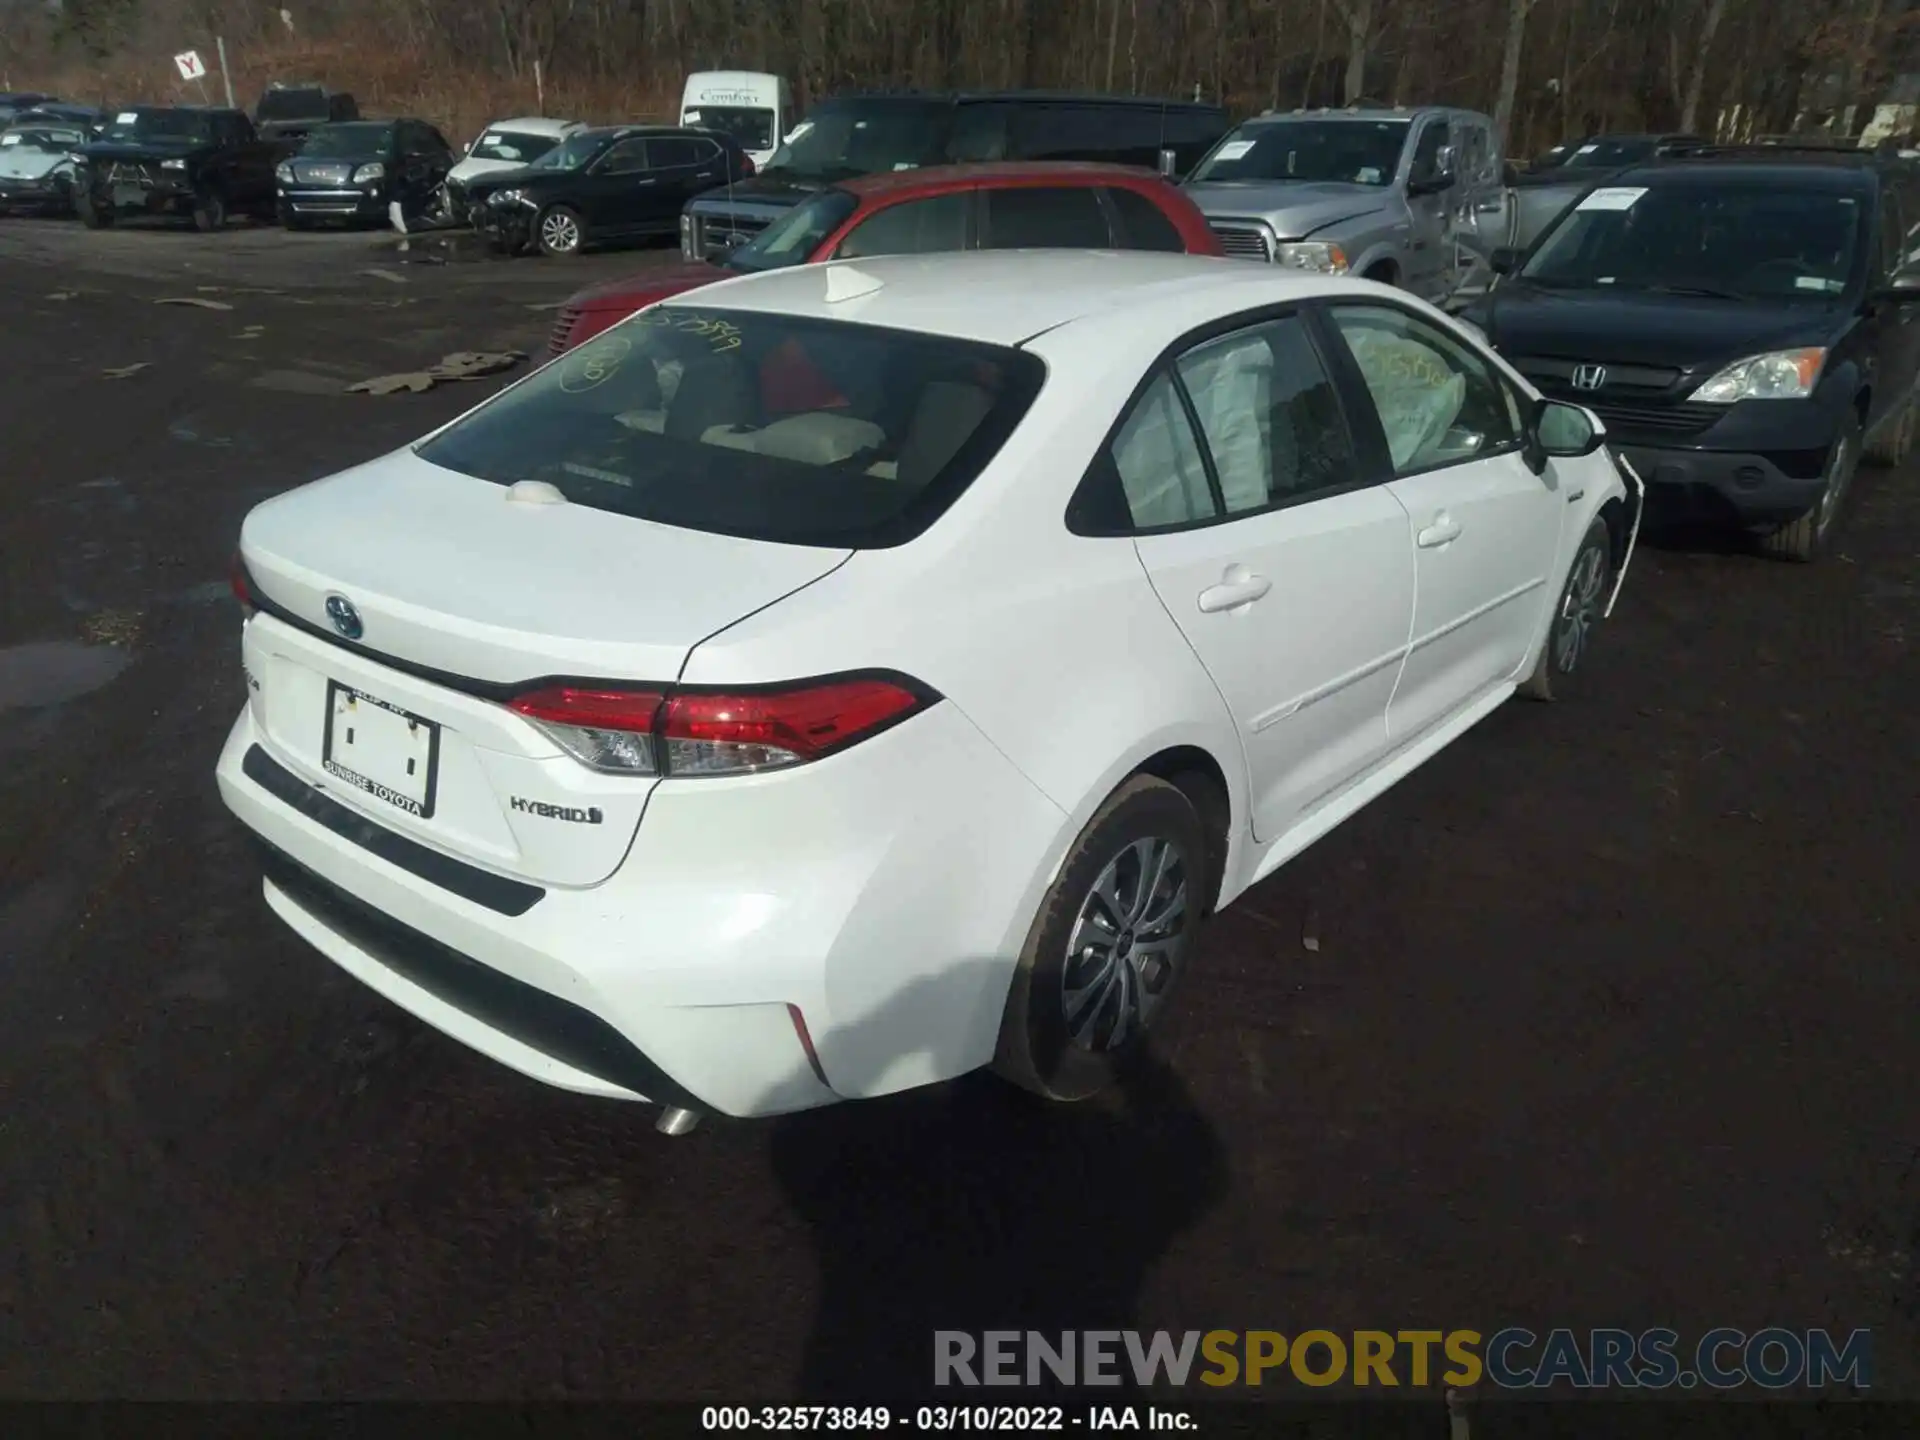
xmin=540 ymin=211 xmax=580 ymax=254
xmin=1552 ymin=542 xmax=1608 ymax=674
xmin=1060 ymin=836 xmax=1190 ymax=1052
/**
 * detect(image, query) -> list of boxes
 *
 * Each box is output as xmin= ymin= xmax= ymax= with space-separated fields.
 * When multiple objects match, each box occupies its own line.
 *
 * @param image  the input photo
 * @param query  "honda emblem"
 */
xmin=1571 ymin=363 xmax=1607 ymax=392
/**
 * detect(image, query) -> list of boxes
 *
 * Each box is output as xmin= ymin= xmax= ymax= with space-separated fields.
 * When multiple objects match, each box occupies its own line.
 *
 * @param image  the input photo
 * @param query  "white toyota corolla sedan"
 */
xmin=217 ymin=251 xmax=1639 ymax=1131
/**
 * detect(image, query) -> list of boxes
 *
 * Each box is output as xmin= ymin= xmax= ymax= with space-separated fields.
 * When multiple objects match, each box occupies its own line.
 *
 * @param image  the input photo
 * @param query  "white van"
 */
xmin=678 ymin=71 xmax=791 ymax=171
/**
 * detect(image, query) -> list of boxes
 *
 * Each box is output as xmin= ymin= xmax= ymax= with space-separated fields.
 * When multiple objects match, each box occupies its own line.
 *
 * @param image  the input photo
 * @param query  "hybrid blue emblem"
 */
xmin=324 ymin=594 xmax=363 ymax=641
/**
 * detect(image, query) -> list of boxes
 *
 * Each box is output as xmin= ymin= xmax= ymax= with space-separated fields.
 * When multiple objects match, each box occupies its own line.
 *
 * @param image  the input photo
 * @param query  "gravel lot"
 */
xmin=1 ymin=219 xmax=1915 ymax=1406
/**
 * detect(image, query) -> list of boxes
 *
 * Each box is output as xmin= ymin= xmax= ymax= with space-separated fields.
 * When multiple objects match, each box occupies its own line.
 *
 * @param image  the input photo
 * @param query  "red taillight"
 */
xmin=230 ymin=551 xmax=256 ymax=618
xmin=506 ymin=676 xmax=932 ymax=776
xmin=739 ymin=155 xmax=756 ymax=176
xmin=658 ymin=679 xmax=922 ymax=774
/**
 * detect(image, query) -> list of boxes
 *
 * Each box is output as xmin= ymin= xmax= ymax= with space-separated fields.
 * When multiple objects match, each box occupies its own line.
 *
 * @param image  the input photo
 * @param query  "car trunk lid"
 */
xmin=238 ymin=447 xmax=851 ymax=886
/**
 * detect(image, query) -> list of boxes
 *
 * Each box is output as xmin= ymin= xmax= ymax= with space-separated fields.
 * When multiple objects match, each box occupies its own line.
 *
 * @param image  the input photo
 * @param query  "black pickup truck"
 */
xmin=75 ymin=106 xmax=288 ymax=230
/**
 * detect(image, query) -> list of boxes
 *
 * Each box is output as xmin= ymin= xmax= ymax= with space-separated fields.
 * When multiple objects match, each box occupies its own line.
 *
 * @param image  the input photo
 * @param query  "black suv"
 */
xmin=76 ymin=106 xmax=287 ymax=230
xmin=1469 ymin=147 xmax=1920 ymax=561
xmin=682 ymin=90 xmax=1230 ymax=260
xmin=275 ymin=118 xmax=455 ymax=227
xmin=466 ymin=125 xmax=753 ymax=257
xmin=253 ymin=83 xmax=359 ymax=143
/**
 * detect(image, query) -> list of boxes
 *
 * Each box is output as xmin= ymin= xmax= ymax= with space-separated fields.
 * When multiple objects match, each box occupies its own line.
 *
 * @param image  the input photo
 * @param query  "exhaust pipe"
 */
xmin=655 ymin=1105 xmax=702 ymax=1136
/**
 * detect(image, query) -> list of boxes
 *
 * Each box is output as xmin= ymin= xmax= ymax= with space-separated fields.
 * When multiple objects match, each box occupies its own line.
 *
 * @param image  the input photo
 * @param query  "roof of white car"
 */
xmin=681 ymin=250 xmax=1375 ymax=347
xmin=482 ymin=116 xmax=580 ymax=135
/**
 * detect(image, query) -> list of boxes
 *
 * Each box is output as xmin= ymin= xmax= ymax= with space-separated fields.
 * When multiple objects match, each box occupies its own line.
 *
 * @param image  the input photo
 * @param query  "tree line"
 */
xmin=3 ymin=0 xmax=1915 ymax=157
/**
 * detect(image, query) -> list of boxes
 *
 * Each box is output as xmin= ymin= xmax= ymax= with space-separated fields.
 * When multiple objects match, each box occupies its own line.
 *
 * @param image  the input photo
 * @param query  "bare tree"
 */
xmin=1492 ymin=0 xmax=1540 ymax=145
xmin=1327 ymin=0 xmax=1375 ymax=103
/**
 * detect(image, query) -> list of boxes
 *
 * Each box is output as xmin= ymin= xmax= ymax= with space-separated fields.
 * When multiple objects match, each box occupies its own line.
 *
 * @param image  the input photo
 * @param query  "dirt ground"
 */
xmin=0 ymin=217 xmax=1915 ymax=1408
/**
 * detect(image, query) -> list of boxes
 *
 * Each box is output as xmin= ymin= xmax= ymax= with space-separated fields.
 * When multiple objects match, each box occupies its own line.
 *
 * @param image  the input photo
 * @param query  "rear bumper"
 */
xmin=279 ymin=187 xmax=386 ymax=220
xmin=215 ymin=679 xmax=1066 ymax=1117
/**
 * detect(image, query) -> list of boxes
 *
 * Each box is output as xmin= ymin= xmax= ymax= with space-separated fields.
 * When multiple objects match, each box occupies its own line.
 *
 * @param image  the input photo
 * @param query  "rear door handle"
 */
xmin=1417 ymin=515 xmax=1463 ymax=548
xmin=1197 ymin=565 xmax=1272 ymax=613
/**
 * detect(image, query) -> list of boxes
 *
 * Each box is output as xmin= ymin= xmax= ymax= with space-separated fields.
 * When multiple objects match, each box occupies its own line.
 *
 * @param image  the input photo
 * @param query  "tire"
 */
xmin=278 ymin=202 xmax=310 ymax=231
xmin=1364 ymin=262 xmax=1398 ymax=287
xmin=992 ymin=774 xmax=1210 ymax=1102
xmin=192 ymin=187 xmax=228 ymax=233
xmin=1520 ymin=513 xmax=1613 ymax=702
xmin=1864 ymin=394 xmax=1913 ymax=468
xmin=1759 ymin=411 xmax=1861 ymax=563
xmin=77 ymin=189 xmax=111 ymax=229
xmin=535 ymin=204 xmax=585 ymax=257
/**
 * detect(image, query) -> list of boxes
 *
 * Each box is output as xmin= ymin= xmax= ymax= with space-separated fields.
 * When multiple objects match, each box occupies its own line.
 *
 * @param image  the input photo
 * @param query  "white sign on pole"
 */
xmin=174 ymin=50 xmax=207 ymax=82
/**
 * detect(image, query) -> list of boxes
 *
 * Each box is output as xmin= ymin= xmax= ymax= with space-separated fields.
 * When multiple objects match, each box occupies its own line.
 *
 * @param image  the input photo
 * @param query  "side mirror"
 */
xmin=1877 ymin=268 xmax=1920 ymax=301
xmin=1532 ymin=398 xmax=1605 ymax=461
xmin=1435 ymin=143 xmax=1456 ymax=177
xmin=1157 ymin=147 xmax=1178 ymax=179
xmin=1490 ymin=246 xmax=1523 ymax=275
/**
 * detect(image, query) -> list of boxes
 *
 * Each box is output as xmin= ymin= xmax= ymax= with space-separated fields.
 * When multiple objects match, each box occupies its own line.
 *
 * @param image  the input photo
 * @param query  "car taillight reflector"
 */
xmin=506 ymin=676 xmax=932 ymax=777
xmin=230 ymin=551 xmax=256 ymax=618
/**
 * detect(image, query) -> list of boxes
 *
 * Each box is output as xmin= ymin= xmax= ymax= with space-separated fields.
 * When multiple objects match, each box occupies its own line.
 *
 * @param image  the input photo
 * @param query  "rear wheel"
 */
xmin=536 ymin=204 xmax=584 ymax=257
xmin=993 ymin=775 xmax=1209 ymax=1102
xmin=1760 ymin=412 xmax=1860 ymax=563
xmin=77 ymin=188 xmax=112 ymax=228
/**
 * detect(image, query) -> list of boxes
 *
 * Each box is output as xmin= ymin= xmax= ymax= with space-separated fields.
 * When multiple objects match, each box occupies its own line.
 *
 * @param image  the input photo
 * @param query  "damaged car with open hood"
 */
xmin=0 ymin=116 xmax=91 ymax=215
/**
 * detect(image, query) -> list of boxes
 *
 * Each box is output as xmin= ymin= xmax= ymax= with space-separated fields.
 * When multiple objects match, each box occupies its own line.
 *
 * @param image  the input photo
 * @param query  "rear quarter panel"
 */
xmin=675 ymin=338 xmax=1251 ymax=940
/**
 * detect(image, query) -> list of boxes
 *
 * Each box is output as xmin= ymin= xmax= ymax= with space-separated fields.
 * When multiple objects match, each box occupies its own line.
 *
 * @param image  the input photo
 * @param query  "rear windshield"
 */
xmin=258 ymin=89 xmax=328 ymax=121
xmin=415 ymin=307 xmax=1047 ymax=548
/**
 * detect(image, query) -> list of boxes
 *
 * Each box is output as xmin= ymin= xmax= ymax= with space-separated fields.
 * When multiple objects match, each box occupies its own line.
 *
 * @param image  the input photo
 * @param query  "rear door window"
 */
xmin=1010 ymin=102 xmax=1151 ymax=164
xmin=414 ymin=308 xmax=1047 ymax=549
xmin=981 ymin=186 xmax=1114 ymax=248
xmin=596 ymin=138 xmax=651 ymax=175
xmin=835 ymin=193 xmax=971 ymax=258
xmin=946 ymin=104 xmax=1011 ymax=162
xmin=648 ymin=136 xmax=704 ymax=170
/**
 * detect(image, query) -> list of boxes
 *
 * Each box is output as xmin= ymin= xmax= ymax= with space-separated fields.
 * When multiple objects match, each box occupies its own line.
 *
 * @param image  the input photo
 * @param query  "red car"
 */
xmin=546 ymin=161 xmax=1225 ymax=354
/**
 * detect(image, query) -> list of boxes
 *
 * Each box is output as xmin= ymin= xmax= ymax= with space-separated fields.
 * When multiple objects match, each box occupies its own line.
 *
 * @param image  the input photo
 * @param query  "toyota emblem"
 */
xmin=324 ymin=594 xmax=364 ymax=641
xmin=1571 ymin=363 xmax=1607 ymax=392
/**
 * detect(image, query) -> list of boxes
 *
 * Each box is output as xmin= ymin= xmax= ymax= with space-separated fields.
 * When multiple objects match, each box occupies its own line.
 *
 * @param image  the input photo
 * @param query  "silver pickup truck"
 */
xmin=1182 ymin=105 xmax=1510 ymax=307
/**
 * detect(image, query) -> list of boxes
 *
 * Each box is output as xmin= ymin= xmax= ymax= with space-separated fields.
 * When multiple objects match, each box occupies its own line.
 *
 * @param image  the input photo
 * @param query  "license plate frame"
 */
xmin=321 ymin=680 xmax=442 ymax=819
